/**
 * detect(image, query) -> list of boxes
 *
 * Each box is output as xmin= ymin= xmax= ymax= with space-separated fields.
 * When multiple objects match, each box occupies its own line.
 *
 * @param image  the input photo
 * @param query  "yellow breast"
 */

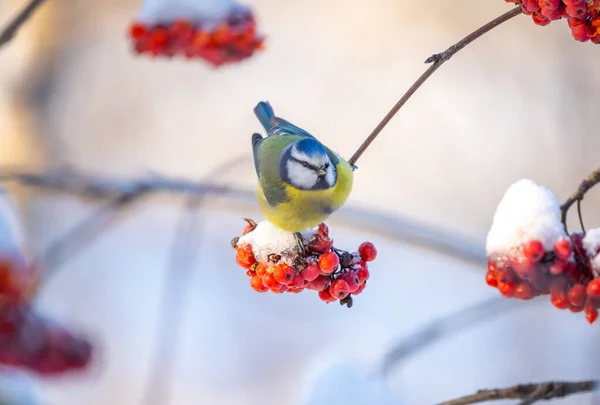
xmin=257 ymin=160 xmax=353 ymax=232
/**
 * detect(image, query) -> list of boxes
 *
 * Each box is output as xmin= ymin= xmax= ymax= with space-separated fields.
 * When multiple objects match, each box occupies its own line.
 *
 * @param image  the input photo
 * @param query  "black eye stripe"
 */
xmin=290 ymin=157 xmax=319 ymax=171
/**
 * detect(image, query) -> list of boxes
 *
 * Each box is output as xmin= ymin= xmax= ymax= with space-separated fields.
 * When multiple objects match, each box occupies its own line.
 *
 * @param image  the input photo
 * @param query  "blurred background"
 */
xmin=0 ymin=0 xmax=599 ymax=404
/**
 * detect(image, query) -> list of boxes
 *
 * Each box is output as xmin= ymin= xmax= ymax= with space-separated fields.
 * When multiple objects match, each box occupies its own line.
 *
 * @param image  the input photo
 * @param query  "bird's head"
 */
xmin=280 ymin=138 xmax=337 ymax=190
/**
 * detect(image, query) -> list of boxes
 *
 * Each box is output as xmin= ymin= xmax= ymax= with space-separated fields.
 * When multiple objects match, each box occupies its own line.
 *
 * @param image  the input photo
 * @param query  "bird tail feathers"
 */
xmin=254 ymin=101 xmax=275 ymax=131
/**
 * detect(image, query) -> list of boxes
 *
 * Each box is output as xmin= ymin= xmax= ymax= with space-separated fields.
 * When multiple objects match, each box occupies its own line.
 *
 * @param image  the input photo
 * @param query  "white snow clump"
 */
xmin=583 ymin=228 xmax=600 ymax=274
xmin=486 ymin=179 xmax=566 ymax=257
xmin=237 ymin=220 xmax=316 ymax=264
xmin=137 ymin=0 xmax=246 ymax=26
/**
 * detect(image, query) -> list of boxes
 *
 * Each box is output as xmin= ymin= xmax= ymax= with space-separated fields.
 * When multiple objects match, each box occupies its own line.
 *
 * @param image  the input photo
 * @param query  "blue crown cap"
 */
xmin=295 ymin=138 xmax=327 ymax=157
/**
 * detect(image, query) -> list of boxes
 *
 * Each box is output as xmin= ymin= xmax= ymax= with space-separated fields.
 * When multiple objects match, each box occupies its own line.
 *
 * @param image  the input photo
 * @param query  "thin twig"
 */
xmin=347 ymin=6 xmax=523 ymax=166
xmin=560 ymin=167 xmax=600 ymax=233
xmin=0 ymin=0 xmax=48 ymax=49
xmin=437 ymin=380 xmax=596 ymax=405
xmin=379 ymin=296 xmax=523 ymax=378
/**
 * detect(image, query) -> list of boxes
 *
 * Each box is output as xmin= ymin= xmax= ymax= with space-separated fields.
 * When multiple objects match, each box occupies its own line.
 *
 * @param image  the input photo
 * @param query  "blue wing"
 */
xmin=251 ymin=132 xmax=263 ymax=175
xmin=254 ymin=101 xmax=315 ymax=139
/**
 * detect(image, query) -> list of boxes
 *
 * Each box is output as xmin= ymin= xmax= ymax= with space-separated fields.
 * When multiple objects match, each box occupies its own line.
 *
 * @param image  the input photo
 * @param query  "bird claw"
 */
xmin=294 ymin=232 xmax=306 ymax=255
xmin=352 ymin=164 xmax=358 ymax=171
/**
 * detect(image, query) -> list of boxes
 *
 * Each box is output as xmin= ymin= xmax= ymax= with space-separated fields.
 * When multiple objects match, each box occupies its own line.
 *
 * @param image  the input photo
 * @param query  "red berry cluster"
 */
xmin=128 ymin=12 xmax=264 ymax=66
xmin=505 ymin=0 xmax=600 ymax=43
xmin=486 ymin=233 xmax=600 ymax=323
xmin=0 ymin=256 xmax=92 ymax=375
xmin=233 ymin=221 xmax=377 ymax=307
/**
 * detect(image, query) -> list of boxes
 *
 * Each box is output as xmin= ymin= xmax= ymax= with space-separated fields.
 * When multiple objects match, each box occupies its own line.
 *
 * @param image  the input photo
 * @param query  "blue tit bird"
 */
xmin=251 ymin=101 xmax=354 ymax=236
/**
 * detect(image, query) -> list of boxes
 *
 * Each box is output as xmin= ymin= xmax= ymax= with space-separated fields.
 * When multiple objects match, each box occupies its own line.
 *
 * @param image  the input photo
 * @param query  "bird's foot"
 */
xmin=294 ymin=232 xmax=306 ymax=255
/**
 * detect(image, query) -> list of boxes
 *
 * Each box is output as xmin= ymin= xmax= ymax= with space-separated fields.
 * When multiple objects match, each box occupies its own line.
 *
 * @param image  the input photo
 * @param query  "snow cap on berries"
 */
xmin=137 ymin=0 xmax=246 ymax=26
xmin=486 ymin=179 xmax=566 ymax=256
xmin=237 ymin=220 xmax=317 ymax=264
xmin=583 ymin=228 xmax=600 ymax=274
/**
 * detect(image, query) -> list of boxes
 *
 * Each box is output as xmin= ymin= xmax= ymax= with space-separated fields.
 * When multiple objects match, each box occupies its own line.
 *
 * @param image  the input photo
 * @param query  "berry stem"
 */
xmin=347 ymin=6 xmax=523 ymax=167
xmin=436 ymin=380 xmax=596 ymax=405
xmin=0 ymin=0 xmax=48 ymax=49
xmin=560 ymin=167 xmax=600 ymax=233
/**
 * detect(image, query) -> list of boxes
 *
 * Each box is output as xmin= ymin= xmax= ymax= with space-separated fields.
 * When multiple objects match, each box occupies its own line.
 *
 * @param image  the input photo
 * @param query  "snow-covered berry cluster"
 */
xmin=486 ymin=179 xmax=600 ymax=324
xmin=505 ymin=0 xmax=600 ymax=43
xmin=0 ymin=256 xmax=92 ymax=375
xmin=232 ymin=220 xmax=377 ymax=307
xmin=128 ymin=1 xmax=264 ymax=66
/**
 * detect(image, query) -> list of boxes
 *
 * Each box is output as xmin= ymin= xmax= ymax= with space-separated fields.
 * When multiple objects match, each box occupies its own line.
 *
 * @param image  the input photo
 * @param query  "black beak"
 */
xmin=317 ymin=168 xmax=327 ymax=177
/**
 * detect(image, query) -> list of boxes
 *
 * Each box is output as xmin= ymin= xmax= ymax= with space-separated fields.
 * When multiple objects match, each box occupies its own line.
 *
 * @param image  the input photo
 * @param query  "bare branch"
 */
xmin=0 ymin=0 xmax=48 ymax=49
xmin=348 ymin=6 xmax=523 ymax=166
xmin=437 ymin=380 xmax=596 ymax=405
xmin=560 ymin=167 xmax=600 ymax=233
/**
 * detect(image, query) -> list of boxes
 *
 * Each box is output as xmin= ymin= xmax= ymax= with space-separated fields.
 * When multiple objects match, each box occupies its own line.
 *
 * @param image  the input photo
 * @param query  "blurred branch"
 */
xmin=379 ymin=296 xmax=524 ymax=378
xmin=0 ymin=0 xmax=48 ymax=49
xmin=348 ymin=6 xmax=523 ymax=166
xmin=35 ymin=184 xmax=151 ymax=279
xmin=0 ymin=166 xmax=489 ymax=268
xmin=437 ymin=380 xmax=596 ymax=405
xmin=140 ymin=158 xmax=245 ymax=405
xmin=560 ymin=167 xmax=600 ymax=234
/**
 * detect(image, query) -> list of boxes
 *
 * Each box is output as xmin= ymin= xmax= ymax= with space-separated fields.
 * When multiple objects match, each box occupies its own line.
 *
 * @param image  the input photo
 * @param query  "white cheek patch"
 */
xmin=325 ymin=165 xmax=336 ymax=187
xmin=287 ymin=160 xmax=318 ymax=189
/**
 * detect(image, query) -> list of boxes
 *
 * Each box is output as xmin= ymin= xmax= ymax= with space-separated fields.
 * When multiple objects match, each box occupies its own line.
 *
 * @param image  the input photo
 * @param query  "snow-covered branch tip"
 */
xmin=560 ymin=167 xmax=600 ymax=234
xmin=437 ymin=380 xmax=597 ymax=405
xmin=0 ymin=0 xmax=48 ymax=49
xmin=347 ymin=6 xmax=522 ymax=167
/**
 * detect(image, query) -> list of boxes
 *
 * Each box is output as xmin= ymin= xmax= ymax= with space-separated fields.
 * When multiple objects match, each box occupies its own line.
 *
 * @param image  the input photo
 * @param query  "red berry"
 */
xmin=307 ymin=275 xmax=330 ymax=291
xmin=549 ymin=259 xmax=566 ymax=275
xmin=498 ymin=281 xmax=516 ymax=297
xmin=511 ymin=256 xmax=536 ymax=279
xmin=255 ymin=263 xmax=268 ymax=277
xmin=354 ymin=282 xmax=366 ymax=295
xmin=262 ymin=273 xmax=280 ymax=289
xmin=565 ymin=4 xmax=588 ymax=19
xmin=571 ymin=23 xmax=592 ymax=41
xmin=288 ymin=273 xmax=305 ymax=289
xmin=587 ymin=278 xmax=600 ymax=297
xmin=340 ymin=272 xmax=360 ymax=293
xmin=318 ymin=223 xmax=329 ymax=236
xmin=318 ymin=289 xmax=336 ymax=303
xmin=318 ymin=252 xmax=339 ymax=274
xmin=495 ymin=265 xmax=515 ymax=283
xmin=329 ymin=279 xmax=350 ymax=300
xmin=242 ymin=223 xmax=254 ymax=235
xmin=532 ymin=12 xmax=551 ymax=26
xmin=301 ymin=262 xmax=321 ymax=282
xmin=523 ymin=240 xmax=544 ymax=263
xmin=551 ymin=292 xmax=569 ymax=309
xmin=308 ymin=234 xmax=333 ymax=254
xmin=236 ymin=245 xmax=256 ymax=268
xmin=129 ymin=23 xmax=147 ymax=40
xmin=568 ymin=284 xmax=587 ymax=307
xmin=554 ymin=238 xmax=572 ymax=260
xmin=273 ymin=263 xmax=295 ymax=285
xmin=585 ymin=300 xmax=599 ymax=324
xmin=358 ymin=242 xmax=377 ymax=262
xmin=250 ymin=275 xmax=269 ymax=292
xmin=355 ymin=263 xmax=370 ymax=284
xmin=485 ymin=269 xmax=498 ymax=287
xmin=514 ymin=282 xmax=537 ymax=300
